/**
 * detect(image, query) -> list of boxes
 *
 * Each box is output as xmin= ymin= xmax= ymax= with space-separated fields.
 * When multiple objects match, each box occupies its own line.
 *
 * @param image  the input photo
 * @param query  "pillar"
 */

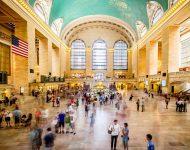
xmin=161 ymin=26 xmax=181 ymax=93
xmin=86 ymin=48 xmax=92 ymax=76
xmin=65 ymin=48 xmax=71 ymax=78
xmin=138 ymin=47 xmax=146 ymax=76
xmin=52 ymin=45 xmax=60 ymax=76
xmin=13 ymin=22 xmax=29 ymax=95
xmin=128 ymin=48 xmax=132 ymax=77
xmin=39 ymin=37 xmax=48 ymax=75
xmin=146 ymin=41 xmax=158 ymax=75
xmin=107 ymin=48 xmax=114 ymax=77
xmin=48 ymin=39 xmax=52 ymax=74
xmin=132 ymin=45 xmax=138 ymax=78
xmin=162 ymin=26 xmax=180 ymax=73
xmin=27 ymin=22 xmax=36 ymax=83
xmin=60 ymin=44 xmax=67 ymax=77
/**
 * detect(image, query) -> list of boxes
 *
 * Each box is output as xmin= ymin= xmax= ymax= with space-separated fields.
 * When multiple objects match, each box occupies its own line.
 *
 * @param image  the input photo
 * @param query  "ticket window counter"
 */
xmin=116 ymin=83 xmax=127 ymax=91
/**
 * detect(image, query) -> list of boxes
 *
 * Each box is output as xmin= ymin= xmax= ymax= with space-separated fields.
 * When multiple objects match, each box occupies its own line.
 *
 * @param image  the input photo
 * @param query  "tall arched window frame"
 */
xmin=136 ymin=21 xmax=147 ymax=38
xmin=34 ymin=3 xmax=46 ymax=22
xmin=33 ymin=0 xmax=52 ymax=24
xmin=147 ymin=1 xmax=164 ymax=27
xmin=71 ymin=40 xmax=86 ymax=70
xmin=51 ymin=18 xmax=63 ymax=37
xmin=170 ymin=0 xmax=178 ymax=7
xmin=92 ymin=40 xmax=107 ymax=70
xmin=114 ymin=40 xmax=128 ymax=70
xmin=152 ymin=8 xmax=164 ymax=25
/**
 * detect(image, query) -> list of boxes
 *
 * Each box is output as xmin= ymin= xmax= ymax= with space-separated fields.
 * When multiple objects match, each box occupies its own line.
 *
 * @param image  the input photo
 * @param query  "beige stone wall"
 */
xmin=161 ymin=26 xmax=180 ymax=73
xmin=132 ymin=46 xmax=138 ymax=78
xmin=138 ymin=48 xmax=146 ymax=76
xmin=146 ymin=41 xmax=158 ymax=75
xmin=85 ymin=48 xmax=92 ymax=76
xmin=52 ymin=46 xmax=60 ymax=76
xmin=39 ymin=37 xmax=48 ymax=75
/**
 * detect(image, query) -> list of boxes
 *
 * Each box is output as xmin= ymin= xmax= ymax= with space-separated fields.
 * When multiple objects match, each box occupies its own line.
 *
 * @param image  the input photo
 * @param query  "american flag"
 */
xmin=11 ymin=35 xmax=28 ymax=58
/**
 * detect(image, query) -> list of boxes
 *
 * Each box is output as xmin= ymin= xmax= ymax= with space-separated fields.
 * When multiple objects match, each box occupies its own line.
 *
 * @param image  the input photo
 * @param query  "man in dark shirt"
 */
xmin=44 ymin=127 xmax=56 ymax=150
xmin=58 ymin=111 xmax=65 ymax=133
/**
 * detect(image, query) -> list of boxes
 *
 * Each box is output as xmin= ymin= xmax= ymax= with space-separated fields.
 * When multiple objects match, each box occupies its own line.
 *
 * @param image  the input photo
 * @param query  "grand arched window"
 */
xmin=147 ymin=1 xmax=164 ymax=26
xmin=34 ymin=3 xmax=46 ymax=22
xmin=114 ymin=40 xmax=128 ymax=70
xmin=71 ymin=40 xmax=86 ymax=70
xmin=136 ymin=21 xmax=147 ymax=38
xmin=92 ymin=40 xmax=107 ymax=70
xmin=170 ymin=0 xmax=178 ymax=7
xmin=33 ymin=0 xmax=52 ymax=24
xmin=152 ymin=8 xmax=164 ymax=25
xmin=51 ymin=18 xmax=63 ymax=37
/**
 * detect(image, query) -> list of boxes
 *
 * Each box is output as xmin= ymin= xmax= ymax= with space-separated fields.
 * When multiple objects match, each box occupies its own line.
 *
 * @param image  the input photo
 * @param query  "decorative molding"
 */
xmin=14 ymin=0 xmax=68 ymax=49
xmin=137 ymin=0 xmax=189 ymax=48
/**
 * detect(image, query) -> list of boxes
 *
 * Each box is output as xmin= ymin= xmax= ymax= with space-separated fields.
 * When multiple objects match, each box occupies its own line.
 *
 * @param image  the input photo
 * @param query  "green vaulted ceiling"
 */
xmin=28 ymin=0 xmax=168 ymax=31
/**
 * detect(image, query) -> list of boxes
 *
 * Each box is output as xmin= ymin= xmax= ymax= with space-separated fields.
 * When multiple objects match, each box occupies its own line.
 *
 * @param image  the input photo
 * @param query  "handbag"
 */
xmin=108 ymin=125 xmax=113 ymax=134
xmin=108 ymin=129 xmax=112 ymax=134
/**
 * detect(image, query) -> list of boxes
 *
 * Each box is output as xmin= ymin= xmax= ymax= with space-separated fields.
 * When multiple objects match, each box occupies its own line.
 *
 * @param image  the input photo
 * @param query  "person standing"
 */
xmin=85 ymin=103 xmax=89 ymax=117
xmin=165 ymin=98 xmax=169 ymax=109
xmin=109 ymin=120 xmax=121 ymax=150
xmin=183 ymin=100 xmax=187 ymax=112
xmin=146 ymin=134 xmax=155 ymax=150
xmin=141 ymin=98 xmax=145 ymax=112
xmin=65 ymin=112 xmax=71 ymax=133
xmin=90 ymin=112 xmax=95 ymax=127
xmin=70 ymin=111 xmax=76 ymax=134
xmin=136 ymin=99 xmax=140 ymax=111
xmin=121 ymin=123 xmax=129 ymax=150
xmin=58 ymin=111 xmax=65 ymax=134
xmin=44 ymin=127 xmax=56 ymax=150
xmin=12 ymin=106 xmax=22 ymax=128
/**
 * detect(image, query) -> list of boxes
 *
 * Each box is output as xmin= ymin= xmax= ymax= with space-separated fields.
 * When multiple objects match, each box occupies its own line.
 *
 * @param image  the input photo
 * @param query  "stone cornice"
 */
xmin=13 ymin=0 xmax=68 ymax=49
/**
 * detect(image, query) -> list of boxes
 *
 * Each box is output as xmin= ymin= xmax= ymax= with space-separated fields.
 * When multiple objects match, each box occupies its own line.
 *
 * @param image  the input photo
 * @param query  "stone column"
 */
xmin=52 ymin=46 xmax=60 ymax=76
xmin=161 ymin=26 xmax=180 ymax=93
xmin=13 ymin=22 xmax=29 ymax=95
xmin=138 ymin=47 xmax=146 ymax=76
xmin=128 ymin=48 xmax=132 ymax=77
xmin=65 ymin=48 xmax=71 ymax=78
xmin=132 ymin=45 xmax=138 ymax=78
xmin=146 ymin=41 xmax=158 ymax=75
xmin=107 ymin=48 xmax=114 ymax=77
xmin=27 ymin=22 xmax=36 ymax=83
xmin=60 ymin=45 xmax=67 ymax=77
xmin=86 ymin=48 xmax=92 ymax=76
xmin=162 ymin=26 xmax=180 ymax=73
xmin=39 ymin=37 xmax=48 ymax=75
xmin=48 ymin=39 xmax=52 ymax=74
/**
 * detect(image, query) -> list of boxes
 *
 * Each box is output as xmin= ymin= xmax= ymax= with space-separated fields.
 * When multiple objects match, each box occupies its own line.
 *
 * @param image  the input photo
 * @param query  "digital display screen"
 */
xmin=162 ymin=80 xmax=166 ymax=87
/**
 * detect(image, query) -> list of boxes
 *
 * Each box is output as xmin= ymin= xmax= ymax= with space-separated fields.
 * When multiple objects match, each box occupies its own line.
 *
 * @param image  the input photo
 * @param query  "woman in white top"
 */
xmin=109 ymin=120 xmax=121 ymax=150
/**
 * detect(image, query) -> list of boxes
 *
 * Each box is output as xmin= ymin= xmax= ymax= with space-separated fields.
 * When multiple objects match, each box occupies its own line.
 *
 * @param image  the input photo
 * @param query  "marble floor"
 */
xmin=0 ymin=90 xmax=190 ymax=150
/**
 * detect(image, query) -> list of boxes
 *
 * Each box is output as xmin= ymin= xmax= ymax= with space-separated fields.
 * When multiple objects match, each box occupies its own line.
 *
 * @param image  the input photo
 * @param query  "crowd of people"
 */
xmin=1 ymin=85 xmax=189 ymax=150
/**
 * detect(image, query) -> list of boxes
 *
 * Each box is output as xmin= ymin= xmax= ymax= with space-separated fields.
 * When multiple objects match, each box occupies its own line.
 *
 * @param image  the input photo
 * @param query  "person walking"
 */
xmin=146 ymin=134 xmax=155 ymax=150
xmin=90 ymin=112 xmax=95 ymax=127
xmin=70 ymin=111 xmax=76 ymax=134
xmin=141 ymin=98 xmax=145 ymax=112
xmin=183 ymin=100 xmax=187 ymax=112
xmin=85 ymin=103 xmax=89 ymax=117
xmin=12 ymin=106 xmax=22 ymax=129
xmin=121 ymin=123 xmax=129 ymax=150
xmin=58 ymin=111 xmax=65 ymax=134
xmin=109 ymin=120 xmax=121 ymax=150
xmin=165 ymin=98 xmax=169 ymax=109
xmin=136 ymin=99 xmax=140 ymax=111
xmin=44 ymin=127 xmax=56 ymax=150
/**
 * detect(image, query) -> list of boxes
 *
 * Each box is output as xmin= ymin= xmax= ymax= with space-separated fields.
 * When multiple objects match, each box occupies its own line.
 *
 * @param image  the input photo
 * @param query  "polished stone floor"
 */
xmin=0 ymin=90 xmax=190 ymax=150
